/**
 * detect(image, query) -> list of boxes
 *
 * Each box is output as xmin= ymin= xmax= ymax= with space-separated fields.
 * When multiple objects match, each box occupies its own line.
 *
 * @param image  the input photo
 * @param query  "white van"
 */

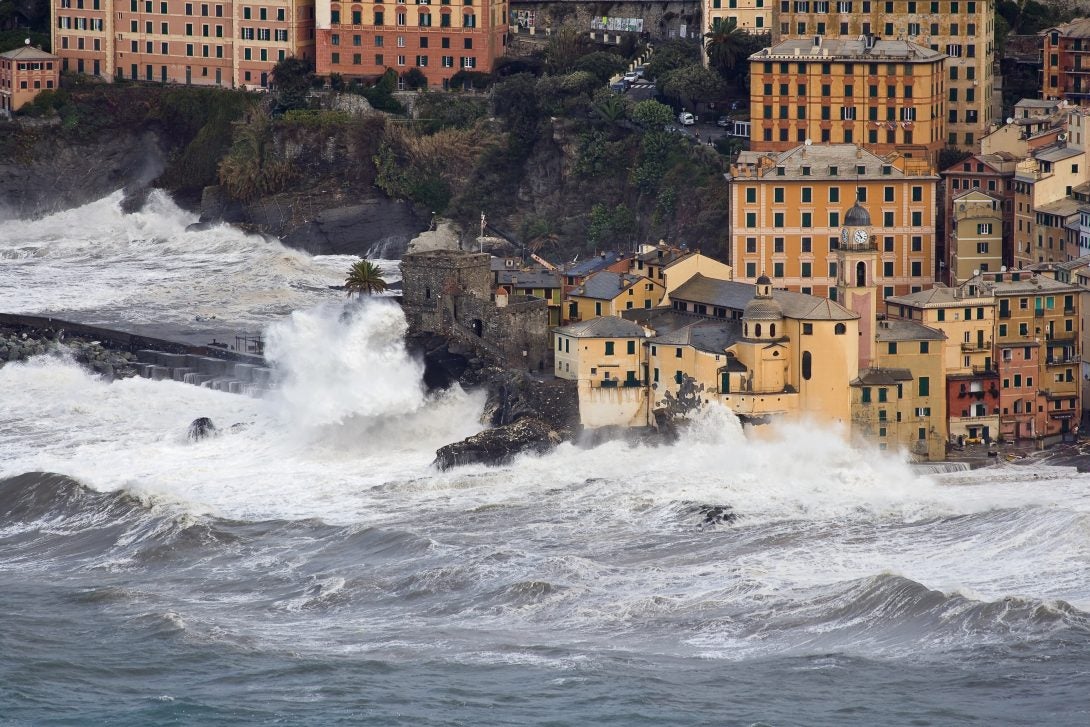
xmin=677 ymin=112 xmax=696 ymax=125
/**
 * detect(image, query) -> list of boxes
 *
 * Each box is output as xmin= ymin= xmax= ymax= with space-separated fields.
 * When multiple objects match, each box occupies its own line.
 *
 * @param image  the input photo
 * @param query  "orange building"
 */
xmin=314 ymin=0 xmax=507 ymax=89
xmin=1041 ymin=19 xmax=1090 ymax=106
xmin=0 ymin=46 xmax=61 ymax=113
xmin=50 ymin=0 xmax=315 ymax=89
xmin=748 ymin=37 xmax=946 ymax=163
xmin=728 ymin=143 xmax=939 ymax=299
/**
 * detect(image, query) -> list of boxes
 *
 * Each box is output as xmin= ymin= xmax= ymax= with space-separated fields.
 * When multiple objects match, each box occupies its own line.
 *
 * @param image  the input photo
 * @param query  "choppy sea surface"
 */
xmin=2 ymin=194 xmax=1090 ymax=725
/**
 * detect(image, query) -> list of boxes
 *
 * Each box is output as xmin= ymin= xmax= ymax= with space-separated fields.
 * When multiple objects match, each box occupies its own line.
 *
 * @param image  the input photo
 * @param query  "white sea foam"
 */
xmin=0 ymin=189 xmax=398 ymax=336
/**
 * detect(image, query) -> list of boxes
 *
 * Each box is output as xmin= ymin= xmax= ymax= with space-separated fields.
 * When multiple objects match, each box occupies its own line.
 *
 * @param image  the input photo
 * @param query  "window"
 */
xmin=605 ymin=341 xmax=614 ymax=356
xmin=918 ymin=376 xmax=930 ymax=397
xmin=627 ymin=341 xmax=635 ymax=355
xmin=746 ymin=188 xmax=756 ymax=204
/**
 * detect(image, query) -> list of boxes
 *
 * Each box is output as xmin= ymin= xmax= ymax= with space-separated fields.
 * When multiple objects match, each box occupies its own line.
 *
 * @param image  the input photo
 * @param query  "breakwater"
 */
xmin=0 ymin=312 xmax=272 ymax=395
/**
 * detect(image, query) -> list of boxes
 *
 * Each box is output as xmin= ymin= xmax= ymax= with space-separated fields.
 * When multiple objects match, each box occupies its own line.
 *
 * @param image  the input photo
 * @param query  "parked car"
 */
xmin=678 ymin=112 xmax=696 ymax=125
xmin=716 ymin=115 xmax=730 ymax=127
xmin=623 ymin=70 xmax=640 ymax=83
xmin=609 ymin=79 xmax=629 ymax=93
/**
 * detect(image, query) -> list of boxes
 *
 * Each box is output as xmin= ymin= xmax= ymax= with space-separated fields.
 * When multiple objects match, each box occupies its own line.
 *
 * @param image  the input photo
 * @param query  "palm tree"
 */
xmin=704 ymin=19 xmax=751 ymax=77
xmin=344 ymin=260 xmax=389 ymax=296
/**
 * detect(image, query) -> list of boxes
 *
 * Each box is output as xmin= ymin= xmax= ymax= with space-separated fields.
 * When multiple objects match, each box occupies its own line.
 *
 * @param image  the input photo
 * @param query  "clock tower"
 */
xmin=836 ymin=198 xmax=879 ymax=369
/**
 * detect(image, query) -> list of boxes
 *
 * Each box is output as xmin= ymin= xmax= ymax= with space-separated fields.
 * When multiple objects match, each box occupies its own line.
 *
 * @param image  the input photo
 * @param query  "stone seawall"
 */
xmin=0 ymin=313 xmax=271 ymax=395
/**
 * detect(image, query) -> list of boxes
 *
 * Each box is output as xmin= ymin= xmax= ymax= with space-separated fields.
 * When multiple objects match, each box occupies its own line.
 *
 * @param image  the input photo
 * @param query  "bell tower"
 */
xmin=836 ymin=198 xmax=879 ymax=369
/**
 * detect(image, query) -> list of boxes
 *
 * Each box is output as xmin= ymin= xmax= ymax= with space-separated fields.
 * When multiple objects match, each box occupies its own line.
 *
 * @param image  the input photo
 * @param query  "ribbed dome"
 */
xmin=844 ymin=201 xmax=871 ymax=227
xmin=756 ymin=273 xmax=772 ymax=286
xmin=743 ymin=297 xmax=784 ymax=321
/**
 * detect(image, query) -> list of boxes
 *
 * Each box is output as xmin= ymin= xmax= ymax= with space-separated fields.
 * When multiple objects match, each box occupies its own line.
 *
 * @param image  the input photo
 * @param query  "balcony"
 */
xmin=998 ymin=309 xmax=1011 ymax=319
xmin=961 ymin=340 xmax=992 ymax=352
xmin=1045 ymin=355 xmax=1080 ymax=365
xmin=1034 ymin=308 xmax=1045 ymax=317
xmin=1046 ymin=331 xmax=1078 ymax=342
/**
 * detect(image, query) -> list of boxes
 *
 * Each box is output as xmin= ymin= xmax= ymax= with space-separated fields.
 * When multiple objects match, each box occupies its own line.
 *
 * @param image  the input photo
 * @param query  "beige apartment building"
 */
xmin=771 ymin=0 xmax=995 ymax=149
xmin=705 ymin=0 xmax=770 ymax=36
xmin=728 ymin=143 xmax=939 ymax=299
xmin=949 ymin=189 xmax=1004 ymax=282
xmin=50 ymin=0 xmax=315 ymax=88
xmin=749 ymin=36 xmax=946 ymax=162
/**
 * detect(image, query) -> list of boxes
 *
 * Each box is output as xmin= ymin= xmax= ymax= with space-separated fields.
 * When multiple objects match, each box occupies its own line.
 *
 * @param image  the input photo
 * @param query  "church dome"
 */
xmin=756 ymin=273 xmax=772 ymax=287
xmin=844 ymin=200 xmax=871 ymax=227
xmin=743 ymin=296 xmax=784 ymax=321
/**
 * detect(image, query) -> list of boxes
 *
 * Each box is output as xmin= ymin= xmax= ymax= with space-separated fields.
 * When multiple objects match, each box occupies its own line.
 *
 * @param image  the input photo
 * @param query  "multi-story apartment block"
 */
xmin=886 ymin=282 xmax=999 ymax=443
xmin=1041 ymin=19 xmax=1090 ymax=106
xmin=748 ymin=37 xmax=945 ymax=162
xmin=314 ymin=0 xmax=507 ymax=89
xmin=50 ymin=0 xmax=315 ymax=88
xmin=1012 ymin=142 xmax=1090 ymax=268
xmin=771 ymin=0 xmax=995 ymax=149
xmin=850 ymin=319 xmax=948 ymax=459
xmin=948 ymin=189 xmax=1003 ymax=282
xmin=980 ymin=99 xmax=1066 ymax=158
xmin=727 ymin=143 xmax=939 ymax=298
xmin=0 ymin=46 xmax=61 ymax=113
xmin=940 ymin=151 xmax=1016 ymax=276
xmin=705 ymin=0 xmax=770 ymax=36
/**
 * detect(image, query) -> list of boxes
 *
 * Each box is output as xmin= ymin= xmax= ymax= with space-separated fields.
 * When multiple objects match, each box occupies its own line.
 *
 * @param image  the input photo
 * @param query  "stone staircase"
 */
xmin=134 ymin=350 xmax=274 ymax=396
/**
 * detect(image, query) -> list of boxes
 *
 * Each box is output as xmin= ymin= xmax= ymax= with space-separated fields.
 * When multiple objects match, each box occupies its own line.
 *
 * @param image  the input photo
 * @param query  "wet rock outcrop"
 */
xmin=0 ymin=326 xmax=140 ymax=379
xmin=187 ymin=417 xmax=218 ymax=441
xmin=434 ymin=416 xmax=562 ymax=470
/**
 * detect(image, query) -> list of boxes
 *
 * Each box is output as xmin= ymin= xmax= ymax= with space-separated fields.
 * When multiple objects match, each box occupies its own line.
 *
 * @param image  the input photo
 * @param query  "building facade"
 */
xmin=771 ymin=0 xmax=995 ymax=148
xmin=0 ymin=46 xmax=61 ymax=113
xmin=940 ymin=151 xmax=1017 ymax=277
xmin=50 ymin=0 xmax=315 ymax=88
xmin=748 ymin=37 xmax=946 ymax=162
xmin=314 ymin=0 xmax=507 ymax=89
xmin=705 ymin=0 xmax=769 ymax=36
xmin=948 ymin=189 xmax=1003 ymax=283
xmin=728 ymin=144 xmax=939 ymax=298
xmin=1041 ymin=19 xmax=1090 ymax=106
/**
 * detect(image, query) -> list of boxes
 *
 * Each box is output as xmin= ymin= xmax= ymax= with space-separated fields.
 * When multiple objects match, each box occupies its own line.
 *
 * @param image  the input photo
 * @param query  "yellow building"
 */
xmin=851 ymin=319 xmax=948 ymax=460
xmin=949 ymin=189 xmax=1004 ymax=283
xmin=748 ymin=37 xmax=946 ymax=162
xmin=553 ymin=316 xmax=652 ymax=428
xmin=728 ymin=143 xmax=938 ymax=299
xmin=638 ymin=249 xmax=735 ymax=305
xmin=566 ymin=271 xmax=664 ymax=322
xmin=771 ymin=0 xmax=996 ymax=149
xmin=704 ymin=0 xmax=769 ymax=37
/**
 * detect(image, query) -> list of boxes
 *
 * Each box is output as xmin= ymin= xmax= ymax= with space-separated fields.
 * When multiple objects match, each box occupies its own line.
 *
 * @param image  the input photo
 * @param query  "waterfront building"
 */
xmin=553 ymin=316 xmax=651 ymax=428
xmin=0 ymin=46 xmax=60 ymax=113
xmin=748 ymin=37 xmax=946 ymax=162
xmin=566 ymin=271 xmax=664 ymax=322
xmin=49 ymin=0 xmax=316 ymax=88
xmin=628 ymin=244 xmax=734 ymax=304
xmin=493 ymin=266 xmax=562 ymax=326
xmin=704 ymin=0 xmax=769 ymax=37
xmin=947 ymin=190 xmax=1004 ymax=284
xmin=850 ymin=318 xmax=948 ymax=459
xmin=313 ymin=0 xmax=508 ymax=90
xmin=771 ymin=0 xmax=996 ymax=149
xmin=1040 ymin=19 xmax=1090 ymax=106
xmin=727 ymin=143 xmax=938 ymax=298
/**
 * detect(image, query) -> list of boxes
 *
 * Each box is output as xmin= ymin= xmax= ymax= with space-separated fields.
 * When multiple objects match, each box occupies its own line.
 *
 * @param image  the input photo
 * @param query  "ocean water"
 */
xmin=2 ymin=196 xmax=1090 ymax=725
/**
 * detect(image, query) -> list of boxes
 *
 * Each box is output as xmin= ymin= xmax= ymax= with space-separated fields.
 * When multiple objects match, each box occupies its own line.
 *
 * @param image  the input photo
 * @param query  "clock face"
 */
xmin=840 ymin=228 xmax=850 ymax=244
xmin=854 ymin=229 xmax=869 ymax=244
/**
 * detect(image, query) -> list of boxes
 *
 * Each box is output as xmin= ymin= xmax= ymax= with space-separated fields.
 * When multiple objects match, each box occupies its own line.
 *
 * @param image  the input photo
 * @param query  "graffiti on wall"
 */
xmin=590 ymin=16 xmax=645 ymax=33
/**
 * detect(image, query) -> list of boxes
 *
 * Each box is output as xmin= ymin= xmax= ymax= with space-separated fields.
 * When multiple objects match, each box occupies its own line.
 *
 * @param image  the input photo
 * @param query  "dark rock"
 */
xmin=198 ymin=185 xmax=247 ymax=225
xmin=698 ymin=505 xmax=738 ymax=527
xmin=276 ymin=198 xmax=425 ymax=257
xmin=185 ymin=221 xmax=215 ymax=232
xmin=187 ymin=417 xmax=218 ymax=441
xmin=434 ymin=416 xmax=560 ymax=470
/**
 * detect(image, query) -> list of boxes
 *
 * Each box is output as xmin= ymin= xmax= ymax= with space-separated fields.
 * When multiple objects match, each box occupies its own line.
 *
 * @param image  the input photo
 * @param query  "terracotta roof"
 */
xmin=0 ymin=46 xmax=58 ymax=61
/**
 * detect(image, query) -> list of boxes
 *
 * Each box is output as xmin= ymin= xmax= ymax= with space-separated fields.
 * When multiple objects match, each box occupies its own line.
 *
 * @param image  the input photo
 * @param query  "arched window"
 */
xmin=856 ymin=261 xmax=866 ymax=287
xmin=744 ymin=323 xmax=749 ymax=337
xmin=755 ymin=323 xmax=762 ymax=337
xmin=770 ymin=323 xmax=776 ymax=338
xmin=802 ymin=351 xmax=812 ymax=380
xmin=835 ymin=323 xmax=847 ymax=335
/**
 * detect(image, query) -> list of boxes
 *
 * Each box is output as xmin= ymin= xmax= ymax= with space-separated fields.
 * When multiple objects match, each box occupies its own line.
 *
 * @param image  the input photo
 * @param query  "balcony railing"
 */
xmin=961 ymin=340 xmax=992 ymax=352
xmin=1046 ymin=331 xmax=1078 ymax=342
xmin=998 ymin=310 xmax=1011 ymax=318
xmin=1045 ymin=355 xmax=1080 ymax=365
